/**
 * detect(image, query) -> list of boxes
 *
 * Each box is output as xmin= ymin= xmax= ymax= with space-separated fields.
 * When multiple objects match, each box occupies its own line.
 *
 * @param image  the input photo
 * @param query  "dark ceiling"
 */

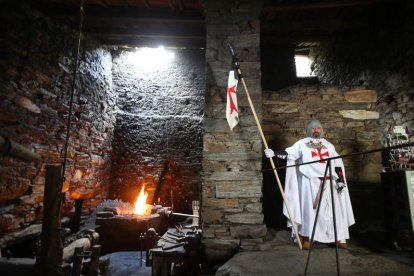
xmin=33 ymin=0 xmax=406 ymax=48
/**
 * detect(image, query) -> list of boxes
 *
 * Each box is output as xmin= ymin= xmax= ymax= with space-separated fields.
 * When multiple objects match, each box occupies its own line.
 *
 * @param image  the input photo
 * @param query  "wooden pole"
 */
xmin=39 ymin=165 xmax=64 ymax=275
xmin=236 ymin=67 xmax=303 ymax=250
xmin=0 ymin=135 xmax=41 ymax=163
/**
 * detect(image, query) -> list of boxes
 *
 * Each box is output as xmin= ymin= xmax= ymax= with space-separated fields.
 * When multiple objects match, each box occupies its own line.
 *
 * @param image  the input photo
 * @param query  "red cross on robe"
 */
xmin=311 ymin=148 xmax=329 ymax=163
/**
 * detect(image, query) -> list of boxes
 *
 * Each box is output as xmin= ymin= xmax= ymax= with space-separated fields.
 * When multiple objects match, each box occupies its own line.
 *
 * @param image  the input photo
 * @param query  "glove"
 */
xmin=334 ymin=166 xmax=346 ymax=194
xmin=264 ymin=149 xmax=288 ymax=159
xmin=264 ymin=148 xmax=275 ymax=158
xmin=335 ymin=181 xmax=346 ymax=194
xmin=275 ymin=150 xmax=288 ymax=159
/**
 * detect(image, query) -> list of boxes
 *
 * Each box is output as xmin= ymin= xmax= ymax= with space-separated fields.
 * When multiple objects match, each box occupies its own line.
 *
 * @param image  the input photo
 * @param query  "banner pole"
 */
xmin=228 ymin=43 xmax=302 ymax=249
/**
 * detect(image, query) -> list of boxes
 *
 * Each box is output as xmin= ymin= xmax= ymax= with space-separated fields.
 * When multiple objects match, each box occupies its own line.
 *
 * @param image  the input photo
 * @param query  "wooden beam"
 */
xmin=263 ymin=0 xmax=404 ymax=12
xmin=86 ymin=25 xmax=205 ymax=39
xmin=176 ymin=0 xmax=185 ymax=11
xmin=122 ymin=0 xmax=131 ymax=7
xmin=98 ymin=0 xmax=109 ymax=9
xmin=54 ymin=15 xmax=205 ymax=25
xmin=0 ymin=135 xmax=42 ymax=163
xmin=168 ymin=0 xmax=175 ymax=11
xmin=39 ymin=6 xmax=205 ymax=21
xmin=97 ymin=36 xmax=205 ymax=48
xmin=142 ymin=0 xmax=151 ymax=9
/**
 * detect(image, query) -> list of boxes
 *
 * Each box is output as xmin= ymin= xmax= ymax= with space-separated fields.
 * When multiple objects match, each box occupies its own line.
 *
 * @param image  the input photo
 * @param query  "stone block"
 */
xmin=209 ymin=171 xmax=262 ymax=181
xmin=226 ymin=213 xmax=264 ymax=224
xmin=14 ymin=95 xmax=41 ymax=114
xmin=240 ymin=237 xmax=264 ymax=247
xmin=0 ymin=176 xmax=30 ymax=202
xmin=203 ymin=209 xmax=224 ymax=224
xmin=227 ymin=34 xmax=260 ymax=48
xmin=203 ymin=198 xmax=239 ymax=209
xmin=216 ymin=181 xmax=262 ymax=198
xmin=345 ymin=90 xmax=377 ymax=103
xmin=270 ymin=102 xmax=299 ymax=114
xmin=339 ymin=110 xmax=379 ymax=120
xmin=245 ymin=202 xmax=262 ymax=213
xmin=230 ymin=224 xmax=267 ymax=238
xmin=202 ymin=238 xmax=240 ymax=250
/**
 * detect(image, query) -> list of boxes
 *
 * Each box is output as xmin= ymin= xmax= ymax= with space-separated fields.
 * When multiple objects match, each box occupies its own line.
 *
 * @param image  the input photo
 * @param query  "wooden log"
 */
xmin=0 ymin=135 xmax=41 ymax=163
xmin=62 ymin=238 xmax=91 ymax=263
xmin=39 ymin=165 xmax=63 ymax=275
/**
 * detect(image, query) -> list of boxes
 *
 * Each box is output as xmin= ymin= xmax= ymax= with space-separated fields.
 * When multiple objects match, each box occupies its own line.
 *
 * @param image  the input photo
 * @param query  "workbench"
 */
xmin=149 ymin=227 xmax=202 ymax=276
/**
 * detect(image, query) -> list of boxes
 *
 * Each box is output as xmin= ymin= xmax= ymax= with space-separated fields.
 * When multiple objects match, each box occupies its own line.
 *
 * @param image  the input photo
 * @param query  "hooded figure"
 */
xmin=281 ymin=120 xmax=355 ymax=249
xmin=306 ymin=119 xmax=324 ymax=138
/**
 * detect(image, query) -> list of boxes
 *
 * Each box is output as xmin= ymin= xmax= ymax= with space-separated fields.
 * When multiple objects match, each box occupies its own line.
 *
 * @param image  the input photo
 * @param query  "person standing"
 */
xmin=265 ymin=119 xmax=355 ymax=249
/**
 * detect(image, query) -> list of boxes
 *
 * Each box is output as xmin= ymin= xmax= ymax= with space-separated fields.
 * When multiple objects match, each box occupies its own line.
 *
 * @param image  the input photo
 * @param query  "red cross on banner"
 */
xmin=226 ymin=69 xmax=239 ymax=130
xmin=227 ymin=84 xmax=238 ymax=114
xmin=311 ymin=148 xmax=329 ymax=163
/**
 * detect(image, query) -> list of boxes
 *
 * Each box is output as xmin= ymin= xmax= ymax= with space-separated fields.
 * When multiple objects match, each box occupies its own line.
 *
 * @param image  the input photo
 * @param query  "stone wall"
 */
xmin=312 ymin=1 xmax=414 ymax=145
xmin=110 ymin=48 xmax=205 ymax=213
xmin=202 ymin=0 xmax=265 ymax=261
xmin=263 ymin=85 xmax=382 ymax=183
xmin=0 ymin=1 xmax=116 ymax=237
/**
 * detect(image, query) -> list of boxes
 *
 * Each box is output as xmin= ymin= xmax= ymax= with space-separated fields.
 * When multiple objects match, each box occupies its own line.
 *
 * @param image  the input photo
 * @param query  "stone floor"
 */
xmin=214 ymin=229 xmax=414 ymax=276
xmin=99 ymin=228 xmax=414 ymax=276
xmin=1 ymin=229 xmax=413 ymax=275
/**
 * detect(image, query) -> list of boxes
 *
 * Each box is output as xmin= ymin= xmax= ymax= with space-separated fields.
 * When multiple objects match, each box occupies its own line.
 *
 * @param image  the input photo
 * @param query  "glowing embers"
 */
xmin=134 ymin=185 xmax=151 ymax=215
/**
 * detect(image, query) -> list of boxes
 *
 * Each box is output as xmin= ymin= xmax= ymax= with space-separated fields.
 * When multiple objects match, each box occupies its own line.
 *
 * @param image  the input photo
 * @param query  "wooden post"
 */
xmin=71 ymin=247 xmax=83 ymax=276
xmin=69 ymin=199 xmax=83 ymax=232
xmin=87 ymin=245 xmax=101 ymax=276
xmin=39 ymin=165 xmax=64 ymax=275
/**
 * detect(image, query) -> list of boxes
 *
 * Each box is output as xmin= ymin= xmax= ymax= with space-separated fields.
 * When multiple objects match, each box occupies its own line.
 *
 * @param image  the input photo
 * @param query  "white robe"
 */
xmin=283 ymin=137 xmax=355 ymax=243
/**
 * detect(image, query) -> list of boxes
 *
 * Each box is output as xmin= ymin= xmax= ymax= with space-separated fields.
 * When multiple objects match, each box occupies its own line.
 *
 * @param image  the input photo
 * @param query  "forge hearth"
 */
xmin=92 ymin=200 xmax=171 ymax=254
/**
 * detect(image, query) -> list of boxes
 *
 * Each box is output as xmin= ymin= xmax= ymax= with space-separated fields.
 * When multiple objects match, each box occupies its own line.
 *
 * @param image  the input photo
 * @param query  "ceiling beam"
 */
xmin=121 ymin=0 xmax=131 ymax=8
xmin=142 ymin=0 xmax=151 ymax=9
xmin=263 ymin=0 xmax=404 ymax=12
xmin=36 ymin=5 xmax=204 ymax=21
xmin=97 ymin=0 xmax=109 ymax=9
xmin=97 ymin=36 xmax=205 ymax=48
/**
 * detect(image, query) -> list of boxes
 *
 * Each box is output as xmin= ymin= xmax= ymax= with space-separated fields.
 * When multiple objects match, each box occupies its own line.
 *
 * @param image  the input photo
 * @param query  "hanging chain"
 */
xmin=57 ymin=0 xmax=85 ymax=215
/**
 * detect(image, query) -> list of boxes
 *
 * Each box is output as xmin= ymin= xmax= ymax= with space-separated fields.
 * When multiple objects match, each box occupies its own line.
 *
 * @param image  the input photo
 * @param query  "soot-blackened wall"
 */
xmin=110 ymin=48 xmax=205 ymax=213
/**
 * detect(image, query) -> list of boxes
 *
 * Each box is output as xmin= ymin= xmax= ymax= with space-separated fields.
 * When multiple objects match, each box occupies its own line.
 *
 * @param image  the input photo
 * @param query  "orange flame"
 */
xmin=134 ymin=185 xmax=149 ymax=215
